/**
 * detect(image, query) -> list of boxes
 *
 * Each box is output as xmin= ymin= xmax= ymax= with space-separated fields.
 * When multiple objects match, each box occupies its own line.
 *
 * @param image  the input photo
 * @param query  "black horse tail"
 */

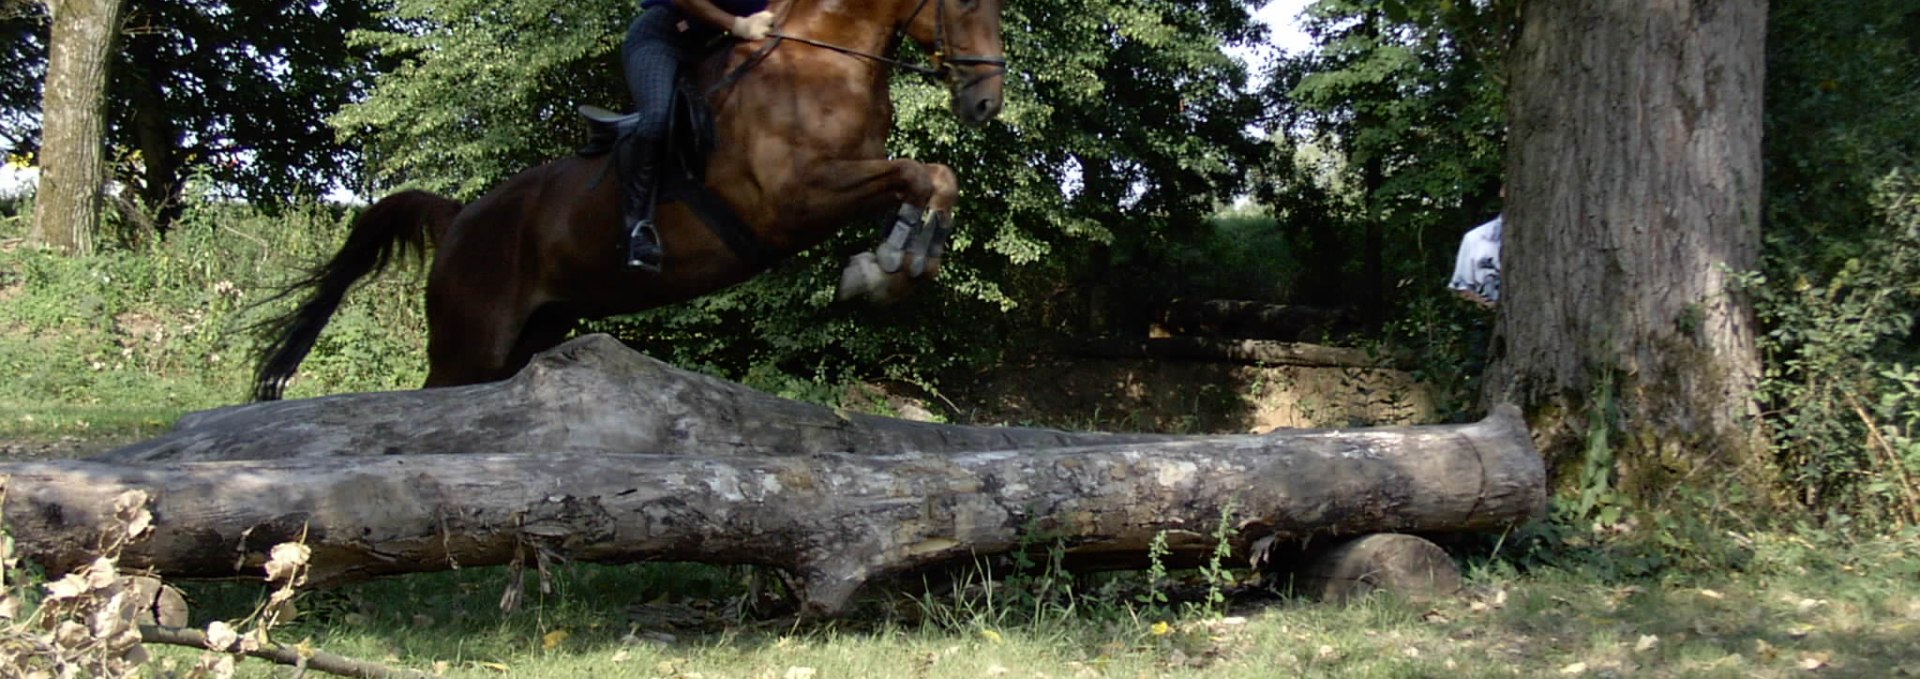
xmin=251 ymin=190 xmax=463 ymax=401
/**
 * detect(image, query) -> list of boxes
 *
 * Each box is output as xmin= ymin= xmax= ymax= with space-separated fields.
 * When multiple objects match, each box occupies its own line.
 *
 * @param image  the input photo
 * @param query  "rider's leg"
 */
xmin=619 ymin=9 xmax=682 ymax=271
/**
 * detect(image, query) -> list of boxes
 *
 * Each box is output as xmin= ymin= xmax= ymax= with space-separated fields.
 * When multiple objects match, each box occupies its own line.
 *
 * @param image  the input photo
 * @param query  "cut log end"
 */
xmin=1294 ymin=533 xmax=1462 ymax=604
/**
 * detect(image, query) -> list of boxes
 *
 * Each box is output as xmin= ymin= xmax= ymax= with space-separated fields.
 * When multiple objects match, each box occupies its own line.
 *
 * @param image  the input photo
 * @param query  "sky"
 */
xmin=0 ymin=1 xmax=1316 ymax=200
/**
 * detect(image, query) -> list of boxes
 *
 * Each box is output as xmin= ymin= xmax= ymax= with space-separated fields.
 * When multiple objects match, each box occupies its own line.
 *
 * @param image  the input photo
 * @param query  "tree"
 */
xmin=108 ymin=0 xmax=384 ymax=231
xmin=3 ymin=0 xmax=384 ymax=236
xmin=28 ymin=0 xmax=122 ymax=254
xmin=1486 ymin=0 xmax=1768 ymax=489
xmin=1261 ymin=0 xmax=1510 ymax=318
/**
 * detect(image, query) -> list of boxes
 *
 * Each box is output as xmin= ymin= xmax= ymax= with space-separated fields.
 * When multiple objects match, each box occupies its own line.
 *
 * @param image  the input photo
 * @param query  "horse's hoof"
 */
xmin=836 ymin=252 xmax=887 ymax=303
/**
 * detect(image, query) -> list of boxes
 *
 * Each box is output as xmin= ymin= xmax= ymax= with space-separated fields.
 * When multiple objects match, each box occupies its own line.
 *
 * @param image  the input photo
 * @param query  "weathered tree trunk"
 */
xmin=1489 ymin=0 xmax=1768 ymax=489
xmin=98 ymin=335 xmax=1180 ymax=464
xmin=3 ymin=407 xmax=1543 ymax=617
xmin=28 ymin=0 xmax=122 ymax=255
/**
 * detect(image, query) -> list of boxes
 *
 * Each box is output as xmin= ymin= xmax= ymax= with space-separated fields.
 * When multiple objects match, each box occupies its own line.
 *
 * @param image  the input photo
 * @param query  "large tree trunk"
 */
xmin=1489 ymin=0 xmax=1768 ymax=490
xmin=28 ymin=0 xmax=121 ymax=255
xmin=3 ymin=407 xmax=1543 ymax=617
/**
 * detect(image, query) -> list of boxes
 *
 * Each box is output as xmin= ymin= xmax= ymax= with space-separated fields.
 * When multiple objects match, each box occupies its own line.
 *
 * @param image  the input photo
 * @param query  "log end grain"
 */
xmin=1295 ymin=533 xmax=1462 ymax=604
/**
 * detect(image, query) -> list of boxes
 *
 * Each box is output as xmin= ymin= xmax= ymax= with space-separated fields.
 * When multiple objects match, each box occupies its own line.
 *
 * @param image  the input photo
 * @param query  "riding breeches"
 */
xmin=622 ymin=8 xmax=701 ymax=140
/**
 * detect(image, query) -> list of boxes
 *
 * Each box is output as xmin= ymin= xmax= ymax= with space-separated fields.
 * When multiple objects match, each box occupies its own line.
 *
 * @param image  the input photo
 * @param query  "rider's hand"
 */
xmin=731 ymin=11 xmax=776 ymax=40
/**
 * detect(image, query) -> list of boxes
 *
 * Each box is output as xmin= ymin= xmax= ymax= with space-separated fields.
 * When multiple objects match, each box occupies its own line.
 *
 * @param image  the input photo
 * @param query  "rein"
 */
xmin=708 ymin=0 xmax=1006 ymax=95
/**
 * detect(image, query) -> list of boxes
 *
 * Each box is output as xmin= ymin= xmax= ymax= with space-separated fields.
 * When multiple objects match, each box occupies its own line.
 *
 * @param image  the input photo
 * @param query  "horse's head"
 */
xmin=903 ymin=0 xmax=1007 ymax=127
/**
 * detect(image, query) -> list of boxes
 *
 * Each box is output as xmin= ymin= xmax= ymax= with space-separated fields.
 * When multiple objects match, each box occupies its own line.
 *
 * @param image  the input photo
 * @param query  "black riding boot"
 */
xmin=619 ymin=134 xmax=664 ymax=271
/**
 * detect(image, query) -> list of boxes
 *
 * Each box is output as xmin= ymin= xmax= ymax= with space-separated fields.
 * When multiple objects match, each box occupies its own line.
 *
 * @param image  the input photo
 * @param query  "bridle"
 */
xmin=909 ymin=0 xmax=1009 ymax=81
xmin=715 ymin=0 xmax=1008 ymax=92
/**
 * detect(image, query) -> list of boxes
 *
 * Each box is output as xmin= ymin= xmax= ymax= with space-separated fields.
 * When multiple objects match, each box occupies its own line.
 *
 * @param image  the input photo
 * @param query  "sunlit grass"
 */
xmin=121 ymin=532 xmax=1920 ymax=679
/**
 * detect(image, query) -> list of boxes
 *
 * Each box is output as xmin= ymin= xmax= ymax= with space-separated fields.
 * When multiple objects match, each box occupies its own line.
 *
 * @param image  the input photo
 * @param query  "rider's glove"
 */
xmin=731 ymin=11 xmax=775 ymax=40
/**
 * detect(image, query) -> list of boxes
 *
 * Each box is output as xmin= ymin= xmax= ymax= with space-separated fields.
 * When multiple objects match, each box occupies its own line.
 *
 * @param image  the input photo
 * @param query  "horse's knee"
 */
xmin=925 ymin=163 xmax=959 ymax=211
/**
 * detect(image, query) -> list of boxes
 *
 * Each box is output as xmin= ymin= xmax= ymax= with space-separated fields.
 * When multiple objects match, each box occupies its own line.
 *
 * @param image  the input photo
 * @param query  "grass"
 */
xmin=5 ymin=199 xmax=1920 ymax=677
xmin=125 ymin=529 xmax=1920 ymax=678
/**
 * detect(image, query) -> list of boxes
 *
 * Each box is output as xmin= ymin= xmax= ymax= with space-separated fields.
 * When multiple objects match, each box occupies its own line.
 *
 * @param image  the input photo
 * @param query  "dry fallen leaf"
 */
xmin=264 ymin=543 xmax=312 ymax=583
xmin=1698 ymin=589 xmax=1725 ymax=600
xmin=783 ymin=666 xmax=817 ymax=679
xmin=1559 ymin=661 xmax=1588 ymax=675
xmin=1800 ymin=651 xmax=1832 ymax=670
xmin=1634 ymin=635 xmax=1660 ymax=652
xmin=205 ymin=621 xmax=239 ymax=651
xmin=43 ymin=573 xmax=87 ymax=601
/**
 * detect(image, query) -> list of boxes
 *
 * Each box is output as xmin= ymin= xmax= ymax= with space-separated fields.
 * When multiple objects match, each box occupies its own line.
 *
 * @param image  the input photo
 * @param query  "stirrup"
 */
xmin=626 ymin=218 xmax=663 ymax=272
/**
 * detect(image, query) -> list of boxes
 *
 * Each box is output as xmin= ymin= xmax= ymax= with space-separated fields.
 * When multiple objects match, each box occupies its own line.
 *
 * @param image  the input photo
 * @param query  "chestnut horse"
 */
xmin=253 ymin=0 xmax=1006 ymax=400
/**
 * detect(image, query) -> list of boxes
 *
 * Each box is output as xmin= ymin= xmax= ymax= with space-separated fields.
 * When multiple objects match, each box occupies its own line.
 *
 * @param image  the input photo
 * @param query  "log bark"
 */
xmin=98 ymin=334 xmax=1178 ymax=464
xmin=4 ymin=406 xmax=1543 ymax=617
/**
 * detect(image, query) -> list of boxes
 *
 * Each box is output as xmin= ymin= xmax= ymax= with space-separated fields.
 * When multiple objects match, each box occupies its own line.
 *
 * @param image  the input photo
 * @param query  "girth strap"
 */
xmin=662 ymin=178 xmax=779 ymax=270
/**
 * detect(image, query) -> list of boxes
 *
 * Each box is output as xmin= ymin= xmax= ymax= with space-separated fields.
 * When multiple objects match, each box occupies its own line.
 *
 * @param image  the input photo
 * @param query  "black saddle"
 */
xmin=577 ymin=78 xmax=775 ymax=268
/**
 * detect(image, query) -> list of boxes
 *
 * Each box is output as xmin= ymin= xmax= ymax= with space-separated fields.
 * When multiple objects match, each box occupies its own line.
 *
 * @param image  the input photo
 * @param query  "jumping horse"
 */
xmin=252 ymin=0 xmax=1007 ymax=400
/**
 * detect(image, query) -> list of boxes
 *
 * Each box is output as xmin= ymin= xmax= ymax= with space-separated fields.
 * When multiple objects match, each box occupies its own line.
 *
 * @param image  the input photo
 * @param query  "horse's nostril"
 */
xmin=974 ymin=97 xmax=997 ymax=118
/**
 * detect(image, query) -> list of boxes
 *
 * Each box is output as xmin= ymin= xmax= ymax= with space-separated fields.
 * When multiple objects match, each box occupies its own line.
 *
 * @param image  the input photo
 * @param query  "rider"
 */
xmin=621 ymin=0 xmax=777 ymax=271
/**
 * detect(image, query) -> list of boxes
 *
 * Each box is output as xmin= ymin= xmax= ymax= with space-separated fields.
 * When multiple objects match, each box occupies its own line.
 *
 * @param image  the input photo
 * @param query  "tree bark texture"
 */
xmin=3 ymin=407 xmax=1543 ymax=617
xmin=1490 ymin=0 xmax=1767 ymax=485
xmin=28 ymin=0 xmax=122 ymax=255
xmin=97 ymin=335 xmax=1181 ymax=464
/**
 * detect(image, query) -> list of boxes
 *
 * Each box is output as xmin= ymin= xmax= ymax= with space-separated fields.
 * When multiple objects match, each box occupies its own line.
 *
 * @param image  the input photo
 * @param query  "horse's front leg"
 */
xmin=798 ymin=157 xmax=959 ymax=304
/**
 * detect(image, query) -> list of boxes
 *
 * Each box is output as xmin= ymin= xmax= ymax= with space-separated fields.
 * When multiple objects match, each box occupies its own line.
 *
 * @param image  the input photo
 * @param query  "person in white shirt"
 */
xmin=1448 ymin=214 xmax=1501 ymax=308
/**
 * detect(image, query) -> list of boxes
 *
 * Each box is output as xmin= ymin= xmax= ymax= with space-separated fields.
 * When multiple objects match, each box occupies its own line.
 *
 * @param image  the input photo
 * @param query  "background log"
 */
xmin=4 ymin=407 xmax=1543 ymax=616
xmin=1290 ymin=533 xmax=1464 ymax=603
xmin=98 ymin=334 xmax=1177 ymax=464
xmin=1076 ymin=336 xmax=1400 ymax=368
xmin=1154 ymin=299 xmax=1353 ymax=342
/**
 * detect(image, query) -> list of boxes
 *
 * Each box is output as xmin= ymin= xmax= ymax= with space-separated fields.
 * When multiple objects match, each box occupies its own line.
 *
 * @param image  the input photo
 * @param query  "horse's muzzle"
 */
xmin=949 ymin=66 xmax=1005 ymax=127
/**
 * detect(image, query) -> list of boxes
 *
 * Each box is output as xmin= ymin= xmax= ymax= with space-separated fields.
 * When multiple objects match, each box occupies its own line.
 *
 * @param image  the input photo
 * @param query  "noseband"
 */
xmin=718 ymin=0 xmax=1007 ymax=90
xmin=914 ymin=0 xmax=1009 ymax=82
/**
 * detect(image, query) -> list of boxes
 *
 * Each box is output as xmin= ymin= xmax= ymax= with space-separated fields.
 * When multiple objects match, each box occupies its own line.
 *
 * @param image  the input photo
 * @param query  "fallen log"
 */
xmin=98 ymin=334 xmax=1177 ymax=464
xmin=3 ymin=407 xmax=1543 ymax=617
xmin=1155 ymin=299 xmax=1351 ymax=342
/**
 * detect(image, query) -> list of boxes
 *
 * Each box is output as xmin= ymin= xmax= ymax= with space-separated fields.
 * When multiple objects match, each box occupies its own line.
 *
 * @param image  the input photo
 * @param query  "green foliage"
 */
xmin=1751 ymin=172 xmax=1920 ymax=526
xmin=1257 ymin=0 xmax=1508 ymax=314
xmin=337 ymin=0 xmax=1268 ymax=387
xmin=1748 ymin=0 xmax=1920 ymax=527
xmin=1763 ymin=0 xmax=1920 ymax=279
xmin=1135 ymin=531 xmax=1172 ymax=615
xmin=331 ymin=0 xmax=627 ymax=198
xmin=2 ymin=0 xmax=387 ymax=229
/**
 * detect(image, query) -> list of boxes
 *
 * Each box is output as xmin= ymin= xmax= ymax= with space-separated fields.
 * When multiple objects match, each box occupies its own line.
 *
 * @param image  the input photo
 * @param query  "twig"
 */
xmin=138 ymin=625 xmax=433 ymax=679
xmin=1843 ymin=390 xmax=1920 ymax=526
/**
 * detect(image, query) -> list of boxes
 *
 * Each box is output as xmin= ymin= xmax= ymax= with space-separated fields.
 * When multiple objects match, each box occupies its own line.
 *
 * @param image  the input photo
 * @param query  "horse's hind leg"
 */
xmin=423 ymin=278 xmax=539 ymax=387
xmin=504 ymin=305 xmax=580 ymax=375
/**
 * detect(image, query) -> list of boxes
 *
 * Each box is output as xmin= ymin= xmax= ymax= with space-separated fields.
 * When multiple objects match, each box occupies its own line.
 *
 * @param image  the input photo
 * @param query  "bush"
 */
xmin=1754 ymin=171 xmax=1920 ymax=526
xmin=0 ymin=200 xmax=429 ymax=417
